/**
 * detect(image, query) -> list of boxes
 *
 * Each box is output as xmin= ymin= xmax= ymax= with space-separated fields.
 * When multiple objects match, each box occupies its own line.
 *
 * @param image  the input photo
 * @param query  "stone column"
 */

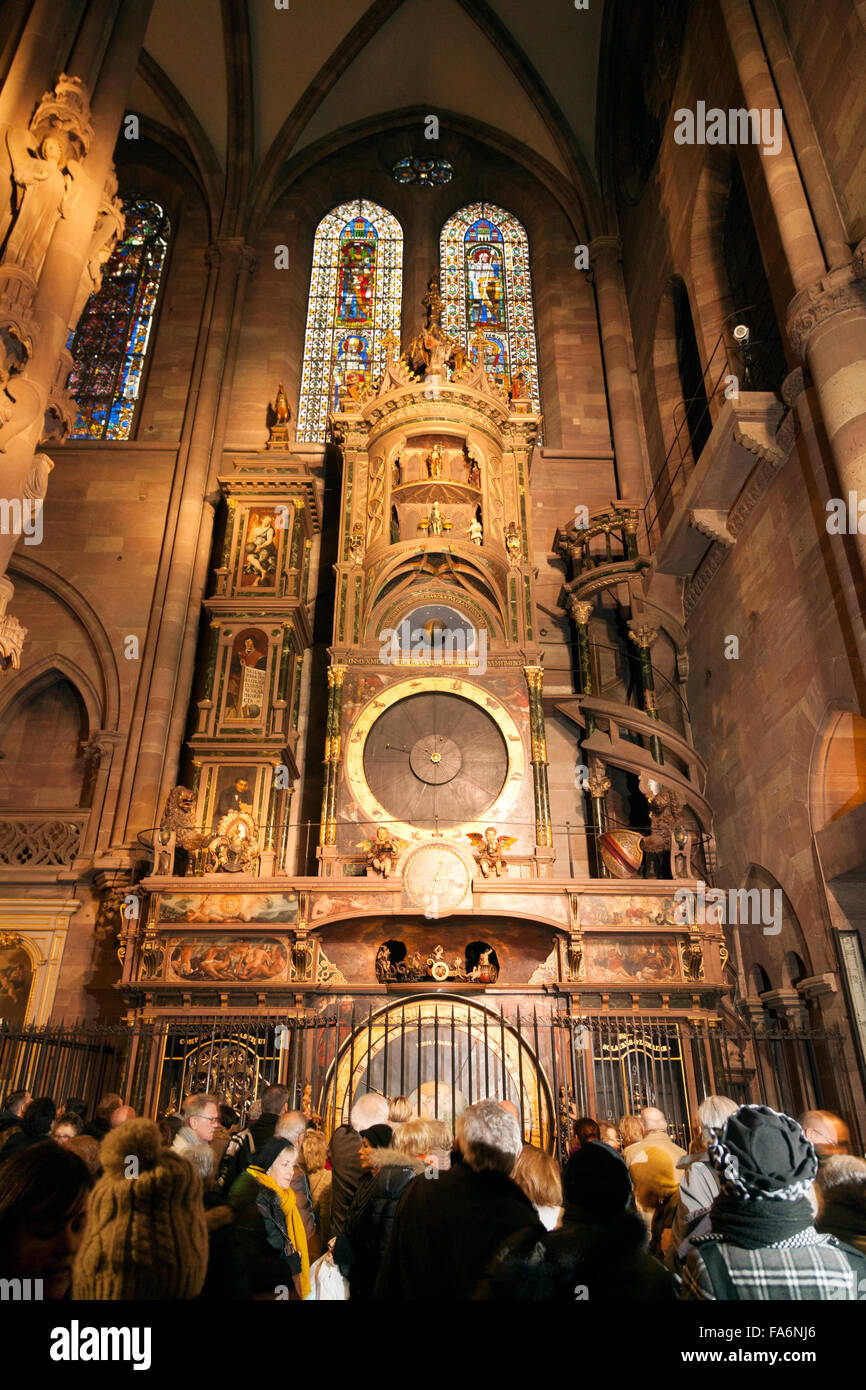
xmin=588 ymin=236 xmax=649 ymax=510
xmin=123 ymin=238 xmax=256 ymax=836
xmin=524 ymin=664 xmax=553 ymax=850
xmin=751 ymin=0 xmax=849 ymax=270
xmin=719 ymin=0 xmax=827 ymax=292
xmin=586 ymin=756 xmax=611 ymax=879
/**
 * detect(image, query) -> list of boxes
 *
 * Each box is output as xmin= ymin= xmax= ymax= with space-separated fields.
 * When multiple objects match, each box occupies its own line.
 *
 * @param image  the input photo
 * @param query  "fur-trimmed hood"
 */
xmin=364 ymin=1145 xmax=427 ymax=1175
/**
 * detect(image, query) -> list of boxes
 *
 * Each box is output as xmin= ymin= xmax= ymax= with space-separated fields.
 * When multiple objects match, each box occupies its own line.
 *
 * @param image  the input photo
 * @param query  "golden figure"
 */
xmin=359 ymin=825 xmax=407 ymax=878
xmin=467 ymin=827 xmax=517 ymax=878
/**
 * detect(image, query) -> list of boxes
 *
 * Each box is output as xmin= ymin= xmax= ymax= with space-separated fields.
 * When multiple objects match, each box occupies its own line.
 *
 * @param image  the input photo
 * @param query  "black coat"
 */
xmin=343 ymin=1152 xmax=424 ymax=1299
xmin=478 ymin=1204 xmax=679 ymax=1301
xmin=329 ymin=1124 xmax=363 ymax=1236
xmin=374 ymin=1160 xmax=543 ymax=1301
xmin=228 ymin=1170 xmax=301 ymax=1297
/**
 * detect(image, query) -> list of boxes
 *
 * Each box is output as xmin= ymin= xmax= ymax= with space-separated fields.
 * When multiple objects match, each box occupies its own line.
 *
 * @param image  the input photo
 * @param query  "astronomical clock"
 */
xmin=318 ymin=278 xmax=553 ymax=914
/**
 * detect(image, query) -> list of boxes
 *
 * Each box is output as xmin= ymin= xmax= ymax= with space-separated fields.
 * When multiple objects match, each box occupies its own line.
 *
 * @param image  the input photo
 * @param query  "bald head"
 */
xmin=641 ymin=1107 xmax=667 ymax=1135
xmin=800 ymin=1110 xmax=848 ymax=1151
xmin=110 ymin=1105 xmax=136 ymax=1127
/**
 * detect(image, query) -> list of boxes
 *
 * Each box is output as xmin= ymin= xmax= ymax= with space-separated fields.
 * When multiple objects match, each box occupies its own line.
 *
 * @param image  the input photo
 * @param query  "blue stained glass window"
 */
xmin=67 ymin=199 xmax=170 ymax=440
xmin=297 ymin=200 xmax=403 ymax=443
xmin=440 ymin=202 xmax=541 ymax=414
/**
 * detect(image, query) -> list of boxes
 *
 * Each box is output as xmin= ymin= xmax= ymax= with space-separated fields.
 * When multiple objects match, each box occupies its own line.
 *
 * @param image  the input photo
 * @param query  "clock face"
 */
xmin=403 ymin=843 xmax=472 ymax=916
xmin=363 ymin=692 xmax=508 ymax=828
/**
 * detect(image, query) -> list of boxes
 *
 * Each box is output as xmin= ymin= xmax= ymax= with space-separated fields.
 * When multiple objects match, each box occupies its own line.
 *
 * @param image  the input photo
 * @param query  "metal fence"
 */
xmin=1 ymin=1004 xmax=860 ymax=1162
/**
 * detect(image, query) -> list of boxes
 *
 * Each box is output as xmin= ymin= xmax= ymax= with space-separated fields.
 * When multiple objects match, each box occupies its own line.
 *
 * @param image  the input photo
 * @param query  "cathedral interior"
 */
xmin=1 ymin=0 xmax=866 ymax=1150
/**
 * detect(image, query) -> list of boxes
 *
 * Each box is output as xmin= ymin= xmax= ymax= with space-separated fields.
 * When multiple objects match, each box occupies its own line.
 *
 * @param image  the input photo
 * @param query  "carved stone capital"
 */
xmin=31 ymin=73 xmax=93 ymax=160
xmin=786 ymin=266 xmax=866 ymax=360
xmin=0 ymin=611 xmax=26 ymax=671
xmin=628 ymin=624 xmax=658 ymax=649
xmin=688 ymin=509 xmax=735 ymax=548
xmin=586 ymin=756 xmax=610 ymax=799
xmin=781 ymin=366 xmax=807 ymax=406
xmin=567 ymin=597 xmax=594 ymax=626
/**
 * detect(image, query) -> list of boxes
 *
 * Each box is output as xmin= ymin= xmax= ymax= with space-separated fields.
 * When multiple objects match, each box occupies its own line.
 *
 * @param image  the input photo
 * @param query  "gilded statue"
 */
xmin=359 ymin=826 xmax=407 ymax=878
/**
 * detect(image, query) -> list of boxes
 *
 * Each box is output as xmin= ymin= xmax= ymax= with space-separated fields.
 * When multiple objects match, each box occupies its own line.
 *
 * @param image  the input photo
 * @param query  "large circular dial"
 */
xmin=363 ymin=692 xmax=508 ymax=828
xmin=403 ymin=843 xmax=472 ymax=916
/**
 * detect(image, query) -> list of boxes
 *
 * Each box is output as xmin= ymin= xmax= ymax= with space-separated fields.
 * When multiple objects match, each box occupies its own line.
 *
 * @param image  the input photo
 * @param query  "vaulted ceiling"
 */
xmin=130 ymin=0 xmax=605 ymax=230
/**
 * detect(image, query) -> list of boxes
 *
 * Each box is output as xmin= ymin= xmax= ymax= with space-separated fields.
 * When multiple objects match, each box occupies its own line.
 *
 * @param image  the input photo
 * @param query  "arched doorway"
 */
xmin=320 ymin=995 xmax=554 ymax=1148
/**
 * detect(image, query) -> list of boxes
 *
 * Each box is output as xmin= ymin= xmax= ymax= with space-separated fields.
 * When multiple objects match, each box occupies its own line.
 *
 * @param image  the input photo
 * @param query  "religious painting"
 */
xmin=225 ymin=627 xmax=269 ymax=721
xmin=0 ymin=939 xmax=32 ymax=1026
xmin=239 ymin=510 xmax=278 ymax=590
xmin=211 ymin=765 xmax=259 ymax=827
xmin=342 ymin=672 xmax=385 ymax=729
xmin=297 ymin=200 xmax=402 ymax=443
xmin=157 ymin=891 xmax=298 ymax=925
xmin=466 ymin=235 xmax=505 ymax=329
xmin=583 ymin=937 xmax=679 ymax=983
xmin=166 ymin=936 xmax=289 ymax=983
xmin=579 ymin=893 xmax=687 ymax=928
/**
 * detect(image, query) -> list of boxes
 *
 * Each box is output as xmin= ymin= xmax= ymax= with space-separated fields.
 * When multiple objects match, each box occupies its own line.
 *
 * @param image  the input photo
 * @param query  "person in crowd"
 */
xmin=173 ymin=1125 xmax=250 ymax=1300
xmin=276 ymin=1109 xmax=318 ymax=1258
xmin=67 ymin=1134 xmax=101 ymax=1179
xmin=211 ymin=1103 xmax=240 ymax=1171
xmin=623 ymin=1106 xmax=686 ymax=1219
xmin=388 ymin=1095 xmax=413 ymax=1125
xmin=572 ymin=1116 xmax=600 ymax=1152
xmin=219 ymin=1084 xmax=290 ymax=1193
xmin=73 ymin=1117 xmax=209 ymax=1300
xmin=681 ymin=1104 xmax=866 ymax=1300
xmin=667 ymin=1094 xmax=738 ymax=1269
xmin=599 ymin=1122 xmax=621 ymax=1152
xmin=0 ymin=1089 xmax=30 ymax=1133
xmin=110 ymin=1104 xmax=136 ymax=1127
xmin=51 ymin=1110 xmax=83 ymax=1145
xmin=173 ymin=1093 xmax=221 ymax=1160
xmin=0 ymin=1096 xmax=56 ymax=1160
xmin=425 ymin=1118 xmax=454 ymax=1172
xmin=374 ymin=1099 xmax=542 ymax=1300
xmin=82 ymin=1092 xmax=122 ymax=1141
xmin=228 ymin=1137 xmax=310 ymax=1298
xmin=479 ymin=1137 xmax=678 ymax=1300
xmin=620 ymin=1114 xmax=645 ymax=1149
xmin=343 ymin=1119 xmax=431 ymax=1299
xmin=302 ymin=1128 xmax=333 ymax=1248
xmin=648 ymin=1158 xmax=680 ymax=1262
xmin=0 ymin=1141 xmax=93 ymax=1299
xmin=512 ymin=1144 xmax=563 ymax=1231
xmin=329 ymin=1091 xmax=391 ymax=1236
xmin=62 ymin=1098 xmax=87 ymax=1125
xmin=499 ymin=1099 xmax=521 ymax=1124
xmin=799 ymin=1109 xmax=851 ymax=1165
xmin=814 ymin=1154 xmax=866 ymax=1255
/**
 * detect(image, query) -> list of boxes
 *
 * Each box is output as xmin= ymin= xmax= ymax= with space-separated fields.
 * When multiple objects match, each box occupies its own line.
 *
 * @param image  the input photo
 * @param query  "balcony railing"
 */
xmin=0 ymin=812 xmax=89 ymax=869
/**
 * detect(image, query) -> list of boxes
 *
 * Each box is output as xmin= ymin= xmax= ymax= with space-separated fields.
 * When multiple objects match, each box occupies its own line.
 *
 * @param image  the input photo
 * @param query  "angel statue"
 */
xmin=467 ymin=826 xmax=517 ymax=879
xmin=359 ymin=825 xmax=408 ymax=878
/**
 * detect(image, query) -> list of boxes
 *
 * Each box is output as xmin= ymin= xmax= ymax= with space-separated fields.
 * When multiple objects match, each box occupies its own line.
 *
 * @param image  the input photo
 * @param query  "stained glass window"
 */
xmin=392 ymin=157 xmax=453 ymax=186
xmin=440 ymin=202 xmax=541 ymax=412
xmin=297 ymin=200 xmax=403 ymax=443
xmin=67 ymin=199 xmax=170 ymax=440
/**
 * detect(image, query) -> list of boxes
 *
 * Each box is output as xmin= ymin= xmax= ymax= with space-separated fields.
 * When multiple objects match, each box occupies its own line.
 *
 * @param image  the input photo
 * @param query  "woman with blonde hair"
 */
xmin=388 ymin=1095 xmax=413 ymax=1125
xmin=513 ymin=1144 xmax=563 ymax=1230
xmin=301 ymin=1128 xmax=333 ymax=1248
xmin=229 ymin=1137 xmax=310 ymax=1298
xmin=619 ymin=1114 xmax=645 ymax=1151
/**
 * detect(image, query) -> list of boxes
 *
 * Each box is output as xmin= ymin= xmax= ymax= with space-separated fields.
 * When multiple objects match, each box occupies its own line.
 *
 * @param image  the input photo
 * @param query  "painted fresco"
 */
xmin=579 ymin=894 xmax=688 ymax=928
xmin=583 ymin=936 xmax=679 ymax=983
xmin=167 ymin=936 xmax=289 ymax=982
xmin=0 ymin=941 xmax=32 ymax=1026
xmin=158 ymin=892 xmax=298 ymax=924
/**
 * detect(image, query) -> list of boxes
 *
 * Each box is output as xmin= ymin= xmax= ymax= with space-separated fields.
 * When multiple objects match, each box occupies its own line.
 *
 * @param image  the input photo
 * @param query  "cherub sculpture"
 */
xmin=467 ymin=826 xmax=517 ymax=879
xmin=359 ymin=825 xmax=407 ymax=878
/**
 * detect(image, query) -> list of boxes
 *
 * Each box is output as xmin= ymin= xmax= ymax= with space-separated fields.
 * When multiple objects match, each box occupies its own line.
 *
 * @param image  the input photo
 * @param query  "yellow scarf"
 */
xmin=248 ymin=1165 xmax=310 ymax=1299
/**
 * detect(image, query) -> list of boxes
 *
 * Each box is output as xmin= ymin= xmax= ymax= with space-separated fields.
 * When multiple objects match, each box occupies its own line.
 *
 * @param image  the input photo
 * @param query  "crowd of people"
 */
xmin=1 ymin=1083 xmax=864 ymax=1300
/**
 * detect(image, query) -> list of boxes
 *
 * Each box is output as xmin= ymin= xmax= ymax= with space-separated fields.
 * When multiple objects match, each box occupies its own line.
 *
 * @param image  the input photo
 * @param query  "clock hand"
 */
xmin=385 ymin=743 xmax=411 ymax=753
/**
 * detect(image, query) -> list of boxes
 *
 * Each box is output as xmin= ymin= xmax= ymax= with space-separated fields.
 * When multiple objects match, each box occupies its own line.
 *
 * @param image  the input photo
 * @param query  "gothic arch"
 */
xmin=7 ymin=554 xmax=121 ymax=731
xmin=0 ymin=653 xmax=101 ymax=737
xmin=363 ymin=549 xmax=509 ymax=642
xmin=808 ymin=702 xmax=866 ymax=833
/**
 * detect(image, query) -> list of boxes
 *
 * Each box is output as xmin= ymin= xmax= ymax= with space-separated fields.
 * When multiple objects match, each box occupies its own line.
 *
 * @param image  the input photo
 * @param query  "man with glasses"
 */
xmin=173 ymin=1092 xmax=221 ymax=1163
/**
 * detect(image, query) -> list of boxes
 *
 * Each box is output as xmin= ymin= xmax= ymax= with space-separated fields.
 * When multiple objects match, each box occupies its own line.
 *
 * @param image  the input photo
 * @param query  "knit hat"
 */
xmin=709 ymin=1105 xmax=818 ymax=1201
xmin=253 ymin=1135 xmax=294 ymax=1173
xmin=361 ymin=1123 xmax=393 ymax=1149
xmin=72 ymin=1119 xmax=209 ymax=1300
xmin=564 ymin=1139 xmax=633 ymax=1218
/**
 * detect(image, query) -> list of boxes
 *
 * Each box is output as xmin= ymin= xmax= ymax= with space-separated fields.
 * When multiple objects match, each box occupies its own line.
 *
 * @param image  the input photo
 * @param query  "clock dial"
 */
xmin=363 ymin=692 xmax=508 ymax=828
xmin=404 ymin=843 xmax=471 ymax=915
